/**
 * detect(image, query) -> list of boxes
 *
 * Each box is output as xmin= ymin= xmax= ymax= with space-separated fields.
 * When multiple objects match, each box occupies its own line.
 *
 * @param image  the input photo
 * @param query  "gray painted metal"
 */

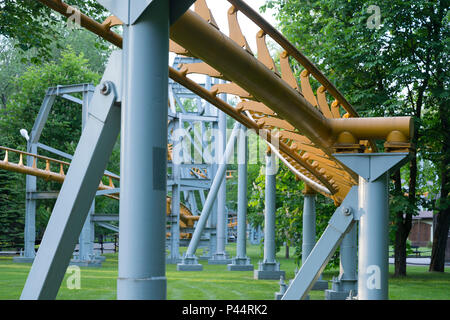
xmin=178 ymin=122 xmax=241 ymax=269
xmin=211 ymin=100 xmax=229 ymax=263
xmin=254 ymin=152 xmax=284 ymax=279
xmin=97 ymin=222 xmax=119 ymax=233
xmin=168 ymin=119 xmax=182 ymax=264
xmin=20 ymin=66 xmax=122 ymax=299
xmin=117 ymin=0 xmax=169 ymax=300
xmin=282 ymin=187 xmax=358 ymax=300
xmin=302 ymin=193 xmax=316 ymax=263
xmin=228 ymin=126 xmax=253 ymax=271
xmin=24 ymin=144 xmax=37 ymax=259
xmin=301 ymin=191 xmax=328 ymax=291
xmin=263 ymin=152 xmax=277 ymax=264
xmin=335 ymin=153 xmax=409 ymax=300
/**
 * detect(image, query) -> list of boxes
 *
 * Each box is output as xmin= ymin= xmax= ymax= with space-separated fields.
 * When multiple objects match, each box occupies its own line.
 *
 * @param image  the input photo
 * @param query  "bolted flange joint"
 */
xmin=100 ymin=81 xmax=112 ymax=95
xmin=342 ymin=207 xmax=352 ymax=216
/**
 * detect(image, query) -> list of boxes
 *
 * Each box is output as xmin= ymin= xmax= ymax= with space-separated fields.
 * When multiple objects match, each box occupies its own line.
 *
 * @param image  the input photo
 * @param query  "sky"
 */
xmin=169 ymin=0 xmax=278 ymax=65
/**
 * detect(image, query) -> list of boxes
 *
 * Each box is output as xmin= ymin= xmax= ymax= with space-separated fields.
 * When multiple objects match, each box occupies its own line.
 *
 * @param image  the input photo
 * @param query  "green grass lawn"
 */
xmin=0 ymin=243 xmax=448 ymax=300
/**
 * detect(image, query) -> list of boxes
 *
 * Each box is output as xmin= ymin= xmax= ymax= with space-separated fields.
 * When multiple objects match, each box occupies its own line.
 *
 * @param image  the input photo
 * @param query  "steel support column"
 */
xmin=167 ymin=119 xmax=182 ymax=264
xmin=325 ymin=221 xmax=357 ymax=299
xmin=335 ymin=153 xmax=409 ymax=300
xmin=228 ymin=126 xmax=253 ymax=271
xmin=210 ymin=95 xmax=230 ymax=264
xmin=301 ymin=186 xmax=328 ymax=291
xmin=20 ymin=58 xmax=122 ymax=299
xmin=254 ymin=150 xmax=285 ymax=280
xmin=117 ymin=0 xmax=169 ymax=300
xmin=177 ymin=122 xmax=241 ymax=271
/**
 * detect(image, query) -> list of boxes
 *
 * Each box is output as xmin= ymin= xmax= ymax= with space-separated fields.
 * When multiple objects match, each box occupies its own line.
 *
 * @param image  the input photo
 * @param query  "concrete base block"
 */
xmin=227 ymin=257 xmax=254 ymax=271
xmin=176 ymin=263 xmax=203 ymax=271
xmin=12 ymin=256 xmax=35 ymax=263
xmin=69 ymin=259 xmax=102 ymax=268
xmin=208 ymin=258 xmax=232 ymax=265
xmin=325 ymin=290 xmax=351 ymax=300
xmin=311 ymin=279 xmax=329 ymax=291
xmin=254 ymin=269 xmax=285 ymax=280
xmin=208 ymin=253 xmax=232 ymax=265
xmin=227 ymin=264 xmax=254 ymax=271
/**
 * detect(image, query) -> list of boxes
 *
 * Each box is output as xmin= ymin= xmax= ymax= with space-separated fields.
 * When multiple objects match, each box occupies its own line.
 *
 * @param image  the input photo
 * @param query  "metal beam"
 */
xmin=282 ymin=187 xmax=358 ymax=300
xmin=20 ymin=63 xmax=122 ymax=299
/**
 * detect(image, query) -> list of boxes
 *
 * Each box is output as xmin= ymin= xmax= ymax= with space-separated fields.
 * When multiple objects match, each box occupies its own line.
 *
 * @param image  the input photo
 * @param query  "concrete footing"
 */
xmin=227 ymin=257 xmax=254 ymax=271
xmin=177 ymin=255 xmax=203 ymax=271
xmin=254 ymin=261 xmax=285 ymax=280
xmin=208 ymin=252 xmax=232 ymax=265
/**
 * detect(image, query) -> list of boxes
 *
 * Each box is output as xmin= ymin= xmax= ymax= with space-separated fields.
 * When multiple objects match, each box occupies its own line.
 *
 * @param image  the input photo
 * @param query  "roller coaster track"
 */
xmin=30 ymin=0 xmax=413 ymax=205
xmin=0 ymin=146 xmax=200 ymax=238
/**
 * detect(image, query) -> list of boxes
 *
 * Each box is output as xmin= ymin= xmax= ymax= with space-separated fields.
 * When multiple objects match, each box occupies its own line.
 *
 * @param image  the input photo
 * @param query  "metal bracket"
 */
xmin=282 ymin=186 xmax=358 ymax=300
xmin=97 ymin=0 xmax=195 ymax=25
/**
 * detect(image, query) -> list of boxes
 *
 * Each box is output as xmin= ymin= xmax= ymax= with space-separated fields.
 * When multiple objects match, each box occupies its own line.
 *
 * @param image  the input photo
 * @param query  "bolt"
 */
xmin=100 ymin=81 xmax=111 ymax=95
xmin=343 ymin=207 xmax=352 ymax=216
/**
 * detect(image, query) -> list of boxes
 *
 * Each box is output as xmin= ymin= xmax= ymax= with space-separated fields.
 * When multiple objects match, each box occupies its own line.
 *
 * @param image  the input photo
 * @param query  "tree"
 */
xmin=262 ymin=0 xmax=449 ymax=275
xmin=0 ymin=47 xmax=122 ymax=243
xmin=0 ymin=133 xmax=25 ymax=249
xmin=0 ymin=0 xmax=108 ymax=61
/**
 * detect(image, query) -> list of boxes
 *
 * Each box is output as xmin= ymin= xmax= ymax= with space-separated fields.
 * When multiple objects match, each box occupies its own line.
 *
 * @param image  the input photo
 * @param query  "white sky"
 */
xmin=169 ymin=0 xmax=278 ymax=65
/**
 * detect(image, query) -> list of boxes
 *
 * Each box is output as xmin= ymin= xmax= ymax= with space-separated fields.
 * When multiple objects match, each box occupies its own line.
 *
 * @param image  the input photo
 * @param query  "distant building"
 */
xmin=408 ymin=210 xmax=433 ymax=247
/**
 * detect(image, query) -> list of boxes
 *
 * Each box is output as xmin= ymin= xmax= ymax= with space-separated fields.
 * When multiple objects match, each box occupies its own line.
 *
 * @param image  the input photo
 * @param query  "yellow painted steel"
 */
xmin=31 ymin=0 xmax=414 ymax=205
xmin=0 ymin=146 xmax=198 ymax=238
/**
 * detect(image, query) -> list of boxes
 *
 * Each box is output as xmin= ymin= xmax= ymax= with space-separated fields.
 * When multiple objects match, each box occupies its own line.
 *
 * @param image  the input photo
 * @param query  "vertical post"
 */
xmin=210 ymin=87 xmax=229 ymax=264
xmin=358 ymin=174 xmax=389 ymax=300
xmin=117 ymin=0 xmax=169 ymax=300
xmin=177 ymin=123 xmax=241 ymax=271
xmin=228 ymin=126 xmax=253 ymax=271
xmin=23 ymin=144 xmax=37 ymax=261
xmin=76 ymin=90 xmax=99 ymax=267
xmin=301 ymin=185 xmax=328 ymax=291
xmin=254 ymin=149 xmax=285 ymax=280
xmin=206 ymin=77 xmax=217 ymax=260
xmin=334 ymin=152 xmax=409 ymax=300
xmin=302 ymin=186 xmax=316 ymax=263
xmin=168 ymin=119 xmax=181 ymax=264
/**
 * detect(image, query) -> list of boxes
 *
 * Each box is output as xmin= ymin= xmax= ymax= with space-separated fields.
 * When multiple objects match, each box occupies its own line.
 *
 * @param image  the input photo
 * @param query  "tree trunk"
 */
xmin=429 ymin=98 xmax=450 ymax=272
xmin=393 ymin=169 xmax=408 ymax=276
xmin=285 ymin=244 xmax=289 ymax=259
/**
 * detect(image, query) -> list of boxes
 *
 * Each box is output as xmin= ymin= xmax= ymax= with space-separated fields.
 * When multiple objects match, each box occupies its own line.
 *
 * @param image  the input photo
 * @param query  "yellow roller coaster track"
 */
xmin=0 ymin=146 xmax=200 ymax=238
xmin=32 ymin=0 xmax=413 ymax=205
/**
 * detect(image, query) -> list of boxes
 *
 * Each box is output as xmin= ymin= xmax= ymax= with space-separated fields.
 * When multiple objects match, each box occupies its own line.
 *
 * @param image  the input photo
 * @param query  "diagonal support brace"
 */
xmin=20 ymin=54 xmax=122 ymax=300
xmin=282 ymin=186 xmax=358 ymax=300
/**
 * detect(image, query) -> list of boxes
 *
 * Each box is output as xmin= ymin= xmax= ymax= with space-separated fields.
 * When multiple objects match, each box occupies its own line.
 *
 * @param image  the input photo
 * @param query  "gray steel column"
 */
xmin=228 ymin=126 xmax=253 ymax=271
xmin=168 ymin=120 xmax=181 ymax=264
xmin=301 ymin=186 xmax=328 ymax=291
xmin=358 ymin=174 xmax=389 ymax=300
xmin=117 ymin=0 xmax=169 ymax=300
xmin=177 ymin=122 xmax=241 ymax=271
xmin=302 ymin=187 xmax=316 ymax=263
xmin=264 ymin=151 xmax=276 ymax=263
xmin=24 ymin=144 xmax=37 ymax=260
xmin=335 ymin=152 xmax=409 ymax=300
xmin=77 ymin=90 xmax=97 ymax=266
xmin=210 ymin=91 xmax=229 ymax=264
xmin=254 ymin=150 xmax=285 ymax=280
